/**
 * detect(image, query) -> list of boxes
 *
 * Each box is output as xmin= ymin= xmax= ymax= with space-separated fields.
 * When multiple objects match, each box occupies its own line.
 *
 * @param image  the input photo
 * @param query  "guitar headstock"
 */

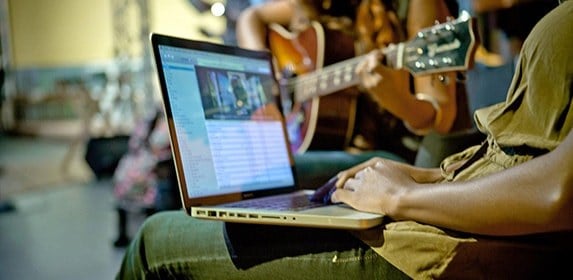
xmin=390 ymin=11 xmax=479 ymax=76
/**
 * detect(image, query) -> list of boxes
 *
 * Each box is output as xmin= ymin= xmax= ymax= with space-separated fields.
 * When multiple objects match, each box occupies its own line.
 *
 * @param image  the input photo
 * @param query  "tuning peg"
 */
xmin=459 ymin=10 xmax=471 ymax=21
xmin=441 ymin=57 xmax=453 ymax=65
xmin=428 ymin=59 xmax=438 ymax=67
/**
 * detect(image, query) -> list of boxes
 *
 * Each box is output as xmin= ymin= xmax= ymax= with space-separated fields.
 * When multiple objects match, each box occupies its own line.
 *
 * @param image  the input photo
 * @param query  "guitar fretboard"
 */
xmin=280 ymin=12 xmax=475 ymax=104
xmin=286 ymin=47 xmax=398 ymax=103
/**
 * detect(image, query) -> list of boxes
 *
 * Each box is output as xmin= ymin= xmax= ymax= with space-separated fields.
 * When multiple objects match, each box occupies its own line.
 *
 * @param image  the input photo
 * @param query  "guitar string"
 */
xmin=281 ymin=46 xmax=397 ymax=89
xmin=279 ymin=16 xmax=469 ymax=90
xmin=282 ymin=55 xmax=364 ymax=88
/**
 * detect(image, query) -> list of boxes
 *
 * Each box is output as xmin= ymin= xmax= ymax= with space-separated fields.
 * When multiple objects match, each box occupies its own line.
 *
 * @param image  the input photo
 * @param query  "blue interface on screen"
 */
xmin=158 ymin=45 xmax=294 ymax=198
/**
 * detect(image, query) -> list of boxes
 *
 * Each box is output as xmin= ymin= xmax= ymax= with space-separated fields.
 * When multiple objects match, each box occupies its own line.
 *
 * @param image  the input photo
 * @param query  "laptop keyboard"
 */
xmin=224 ymin=193 xmax=324 ymax=211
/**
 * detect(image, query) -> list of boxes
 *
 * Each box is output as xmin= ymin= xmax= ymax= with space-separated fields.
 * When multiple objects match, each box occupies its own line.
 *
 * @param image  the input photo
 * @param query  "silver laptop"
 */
xmin=150 ymin=33 xmax=383 ymax=229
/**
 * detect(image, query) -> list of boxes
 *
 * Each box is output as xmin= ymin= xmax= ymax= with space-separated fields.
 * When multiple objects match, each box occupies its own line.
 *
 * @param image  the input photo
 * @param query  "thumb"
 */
xmin=330 ymin=188 xmax=350 ymax=204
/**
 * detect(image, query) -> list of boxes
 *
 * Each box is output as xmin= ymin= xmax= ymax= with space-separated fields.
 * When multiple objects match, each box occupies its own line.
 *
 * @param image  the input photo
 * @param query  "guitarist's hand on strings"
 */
xmin=356 ymin=45 xmax=458 ymax=135
xmin=356 ymin=49 xmax=411 ymax=109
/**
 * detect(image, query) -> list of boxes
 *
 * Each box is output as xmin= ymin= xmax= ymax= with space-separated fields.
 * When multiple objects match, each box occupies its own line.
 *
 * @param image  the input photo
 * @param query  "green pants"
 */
xmin=116 ymin=150 xmax=409 ymax=279
xmin=116 ymin=211 xmax=410 ymax=279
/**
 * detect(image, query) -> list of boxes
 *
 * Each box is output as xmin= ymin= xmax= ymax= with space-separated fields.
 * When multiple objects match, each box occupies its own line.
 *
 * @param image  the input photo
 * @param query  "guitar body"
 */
xmin=269 ymin=22 xmax=359 ymax=154
xmin=268 ymin=14 xmax=479 ymax=157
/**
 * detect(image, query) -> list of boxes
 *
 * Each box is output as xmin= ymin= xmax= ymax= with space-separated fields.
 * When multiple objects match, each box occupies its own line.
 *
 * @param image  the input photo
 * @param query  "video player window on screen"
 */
xmin=161 ymin=46 xmax=294 ymax=198
xmin=195 ymin=66 xmax=282 ymax=122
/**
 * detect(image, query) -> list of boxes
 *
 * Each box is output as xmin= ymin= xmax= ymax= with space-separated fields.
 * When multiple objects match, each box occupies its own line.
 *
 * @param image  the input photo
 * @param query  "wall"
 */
xmin=8 ymin=0 xmax=113 ymax=68
xmin=150 ymin=0 xmax=225 ymax=45
xmin=8 ymin=0 xmax=224 ymax=69
xmin=3 ymin=0 xmax=226 ymax=136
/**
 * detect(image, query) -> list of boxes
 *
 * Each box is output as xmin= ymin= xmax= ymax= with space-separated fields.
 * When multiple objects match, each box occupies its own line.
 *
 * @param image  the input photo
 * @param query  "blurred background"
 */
xmin=0 ymin=0 xmax=246 ymax=279
xmin=0 ymin=0 xmax=555 ymax=279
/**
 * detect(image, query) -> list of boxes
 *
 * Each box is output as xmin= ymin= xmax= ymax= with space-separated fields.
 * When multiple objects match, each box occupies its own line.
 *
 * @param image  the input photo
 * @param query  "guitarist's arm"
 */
xmin=407 ymin=0 xmax=458 ymax=134
xmin=236 ymin=0 xmax=294 ymax=50
xmin=361 ymin=0 xmax=460 ymax=135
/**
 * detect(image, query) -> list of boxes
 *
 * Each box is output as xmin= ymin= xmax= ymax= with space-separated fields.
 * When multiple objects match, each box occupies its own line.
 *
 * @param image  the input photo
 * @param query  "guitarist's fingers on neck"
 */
xmin=355 ymin=50 xmax=382 ymax=75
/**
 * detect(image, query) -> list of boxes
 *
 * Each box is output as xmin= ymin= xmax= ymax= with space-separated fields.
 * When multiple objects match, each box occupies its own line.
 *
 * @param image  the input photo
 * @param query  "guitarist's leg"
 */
xmin=351 ymin=94 xmax=421 ymax=163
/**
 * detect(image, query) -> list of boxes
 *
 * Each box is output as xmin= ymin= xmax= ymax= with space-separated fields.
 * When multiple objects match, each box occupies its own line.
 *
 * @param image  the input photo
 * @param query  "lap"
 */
xmin=118 ymin=210 xmax=410 ymax=279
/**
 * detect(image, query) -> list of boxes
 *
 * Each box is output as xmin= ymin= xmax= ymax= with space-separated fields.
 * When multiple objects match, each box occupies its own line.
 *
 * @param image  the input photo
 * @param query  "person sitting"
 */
xmin=237 ymin=0 xmax=474 ymax=188
xmin=237 ymin=0 xmax=470 ymax=164
xmin=116 ymin=2 xmax=573 ymax=279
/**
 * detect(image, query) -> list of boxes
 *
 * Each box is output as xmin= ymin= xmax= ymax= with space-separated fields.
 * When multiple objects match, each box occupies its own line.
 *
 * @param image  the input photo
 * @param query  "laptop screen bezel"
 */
xmin=150 ymin=33 xmax=299 ymax=210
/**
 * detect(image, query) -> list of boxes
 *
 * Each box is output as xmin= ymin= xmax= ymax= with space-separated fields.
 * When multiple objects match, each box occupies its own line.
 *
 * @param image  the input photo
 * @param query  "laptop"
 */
xmin=150 ymin=33 xmax=384 ymax=229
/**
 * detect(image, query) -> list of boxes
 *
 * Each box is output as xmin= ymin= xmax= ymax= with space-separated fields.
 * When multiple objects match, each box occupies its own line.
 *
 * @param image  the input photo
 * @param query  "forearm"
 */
xmin=368 ymin=73 xmax=457 ymax=135
xmin=472 ymin=0 xmax=517 ymax=13
xmin=236 ymin=1 xmax=293 ymax=50
xmin=393 ymin=137 xmax=573 ymax=236
xmin=374 ymin=93 xmax=432 ymax=131
xmin=406 ymin=73 xmax=458 ymax=134
xmin=407 ymin=0 xmax=452 ymax=38
xmin=236 ymin=8 xmax=270 ymax=50
xmin=383 ymin=0 xmax=457 ymax=134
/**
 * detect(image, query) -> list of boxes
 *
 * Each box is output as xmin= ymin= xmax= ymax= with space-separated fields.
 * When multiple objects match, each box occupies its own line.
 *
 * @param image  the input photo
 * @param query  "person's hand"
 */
xmin=310 ymin=157 xmax=388 ymax=205
xmin=356 ymin=49 xmax=411 ymax=108
xmin=330 ymin=158 xmax=442 ymax=215
xmin=309 ymin=176 xmax=339 ymax=204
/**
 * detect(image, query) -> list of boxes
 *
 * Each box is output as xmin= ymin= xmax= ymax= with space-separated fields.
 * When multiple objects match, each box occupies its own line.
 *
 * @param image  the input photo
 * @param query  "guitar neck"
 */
xmin=291 ymin=46 xmax=398 ymax=103
xmin=288 ymin=12 xmax=477 ymax=103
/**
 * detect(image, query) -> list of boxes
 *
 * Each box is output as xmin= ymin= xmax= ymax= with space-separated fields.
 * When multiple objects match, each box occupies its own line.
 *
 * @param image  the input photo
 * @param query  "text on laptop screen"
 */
xmin=158 ymin=45 xmax=295 ymax=199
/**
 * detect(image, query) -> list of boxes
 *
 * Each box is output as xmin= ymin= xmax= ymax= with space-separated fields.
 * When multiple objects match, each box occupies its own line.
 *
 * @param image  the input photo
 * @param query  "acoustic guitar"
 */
xmin=268 ymin=12 xmax=478 ymax=154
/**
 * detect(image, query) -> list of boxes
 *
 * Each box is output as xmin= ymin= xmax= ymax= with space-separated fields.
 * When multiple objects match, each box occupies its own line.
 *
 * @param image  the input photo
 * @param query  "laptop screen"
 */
xmin=153 ymin=36 xmax=296 ymax=201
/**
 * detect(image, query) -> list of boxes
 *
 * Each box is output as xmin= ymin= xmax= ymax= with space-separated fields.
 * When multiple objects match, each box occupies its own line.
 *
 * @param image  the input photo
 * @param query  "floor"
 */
xmin=0 ymin=133 xmax=144 ymax=280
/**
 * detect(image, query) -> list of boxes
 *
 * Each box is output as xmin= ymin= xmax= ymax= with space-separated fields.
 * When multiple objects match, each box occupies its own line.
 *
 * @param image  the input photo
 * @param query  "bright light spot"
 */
xmin=211 ymin=2 xmax=225 ymax=17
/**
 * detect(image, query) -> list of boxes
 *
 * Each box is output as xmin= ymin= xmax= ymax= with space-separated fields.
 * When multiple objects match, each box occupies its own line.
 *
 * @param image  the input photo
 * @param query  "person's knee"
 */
xmin=131 ymin=211 xmax=181 ymax=248
xmin=139 ymin=210 xmax=181 ymax=234
xmin=118 ymin=212 xmax=183 ymax=278
xmin=145 ymin=210 xmax=175 ymax=223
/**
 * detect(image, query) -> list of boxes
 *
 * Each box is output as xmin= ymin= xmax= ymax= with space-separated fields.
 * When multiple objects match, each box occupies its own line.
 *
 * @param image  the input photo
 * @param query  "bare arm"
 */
xmin=472 ymin=0 xmax=523 ymax=12
xmin=358 ymin=0 xmax=458 ymax=134
xmin=236 ymin=0 xmax=294 ymax=50
xmin=333 ymin=130 xmax=573 ymax=236
xmin=406 ymin=0 xmax=458 ymax=133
